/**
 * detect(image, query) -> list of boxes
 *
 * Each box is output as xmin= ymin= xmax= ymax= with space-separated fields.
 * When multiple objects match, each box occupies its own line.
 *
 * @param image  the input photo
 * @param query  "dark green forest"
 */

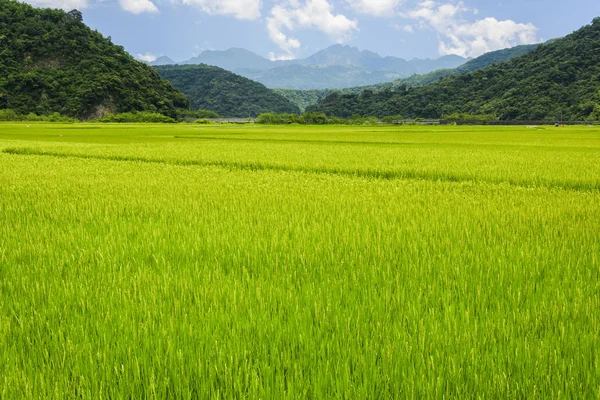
xmin=155 ymin=65 xmax=300 ymax=117
xmin=0 ymin=0 xmax=189 ymax=119
xmin=307 ymin=19 xmax=600 ymax=120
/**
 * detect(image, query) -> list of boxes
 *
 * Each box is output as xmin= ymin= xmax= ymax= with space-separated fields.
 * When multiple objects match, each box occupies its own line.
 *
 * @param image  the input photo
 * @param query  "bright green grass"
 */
xmin=1 ymin=123 xmax=599 ymax=398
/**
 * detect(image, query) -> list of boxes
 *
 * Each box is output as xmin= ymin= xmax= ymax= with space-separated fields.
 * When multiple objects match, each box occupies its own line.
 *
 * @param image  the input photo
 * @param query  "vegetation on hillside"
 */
xmin=155 ymin=65 xmax=301 ymax=117
xmin=308 ymin=19 xmax=600 ymax=120
xmin=0 ymin=109 xmax=77 ymax=122
xmin=0 ymin=1 xmax=189 ymax=119
xmin=96 ymin=112 xmax=177 ymax=123
xmin=254 ymin=112 xmax=391 ymax=125
xmin=454 ymin=44 xmax=540 ymax=74
xmin=272 ymin=89 xmax=336 ymax=113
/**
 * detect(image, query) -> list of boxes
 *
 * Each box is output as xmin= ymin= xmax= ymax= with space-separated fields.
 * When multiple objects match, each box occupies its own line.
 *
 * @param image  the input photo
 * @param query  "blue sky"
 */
xmin=22 ymin=0 xmax=600 ymax=62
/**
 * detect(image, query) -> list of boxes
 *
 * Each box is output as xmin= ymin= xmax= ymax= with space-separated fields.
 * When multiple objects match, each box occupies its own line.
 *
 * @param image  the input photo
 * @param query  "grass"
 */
xmin=0 ymin=123 xmax=599 ymax=398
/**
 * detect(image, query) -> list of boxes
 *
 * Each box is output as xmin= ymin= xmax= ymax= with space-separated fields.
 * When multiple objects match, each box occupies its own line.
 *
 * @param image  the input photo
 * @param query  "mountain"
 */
xmin=0 ymin=1 xmax=189 ymax=119
xmin=150 ymin=56 xmax=176 ymax=66
xmin=367 ymin=43 xmax=542 ymax=90
xmin=275 ymin=43 xmax=541 ymax=111
xmin=405 ymin=55 xmax=468 ymax=74
xmin=274 ymin=45 xmax=467 ymax=73
xmin=178 ymin=45 xmax=467 ymax=74
xmin=169 ymin=45 xmax=468 ymax=89
xmin=184 ymin=48 xmax=273 ymax=71
xmin=237 ymin=65 xmax=404 ymax=90
xmin=285 ymin=45 xmax=387 ymax=68
xmin=307 ymin=18 xmax=600 ymax=121
xmin=233 ymin=48 xmax=466 ymax=89
xmin=154 ymin=65 xmax=301 ymax=117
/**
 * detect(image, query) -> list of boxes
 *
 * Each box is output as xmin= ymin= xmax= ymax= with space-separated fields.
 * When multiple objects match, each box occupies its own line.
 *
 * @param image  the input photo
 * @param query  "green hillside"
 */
xmin=0 ymin=1 xmax=189 ymax=119
xmin=308 ymin=19 xmax=600 ymax=120
xmin=455 ymin=44 xmax=541 ymax=74
xmin=155 ymin=65 xmax=301 ymax=117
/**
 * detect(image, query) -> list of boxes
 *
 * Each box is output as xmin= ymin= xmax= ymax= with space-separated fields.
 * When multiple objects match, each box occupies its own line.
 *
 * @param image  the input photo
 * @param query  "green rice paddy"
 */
xmin=1 ymin=123 xmax=599 ymax=398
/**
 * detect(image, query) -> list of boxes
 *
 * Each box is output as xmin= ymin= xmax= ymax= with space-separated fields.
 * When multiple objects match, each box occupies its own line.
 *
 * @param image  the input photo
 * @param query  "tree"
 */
xmin=67 ymin=9 xmax=83 ymax=21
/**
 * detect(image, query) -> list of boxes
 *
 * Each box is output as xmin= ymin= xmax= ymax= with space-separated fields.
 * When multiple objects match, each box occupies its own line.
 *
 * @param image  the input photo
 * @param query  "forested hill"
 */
xmin=454 ymin=44 xmax=540 ymax=75
xmin=0 ymin=1 xmax=189 ymax=119
xmin=307 ymin=19 xmax=600 ymax=120
xmin=155 ymin=65 xmax=301 ymax=117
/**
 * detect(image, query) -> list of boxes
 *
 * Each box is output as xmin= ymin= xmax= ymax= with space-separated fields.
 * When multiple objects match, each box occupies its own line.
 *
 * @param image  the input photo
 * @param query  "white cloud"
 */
xmin=267 ymin=0 xmax=357 ymax=58
xmin=136 ymin=52 xmax=157 ymax=62
xmin=20 ymin=0 xmax=89 ymax=10
xmin=346 ymin=0 xmax=402 ymax=17
xmin=402 ymin=1 xmax=538 ymax=57
xmin=268 ymin=52 xmax=296 ymax=61
xmin=171 ymin=0 xmax=262 ymax=20
xmin=120 ymin=0 xmax=158 ymax=14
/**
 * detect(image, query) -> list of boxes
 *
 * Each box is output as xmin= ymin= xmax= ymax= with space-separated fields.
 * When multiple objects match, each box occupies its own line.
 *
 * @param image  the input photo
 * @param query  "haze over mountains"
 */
xmin=150 ymin=45 xmax=468 ymax=89
xmin=273 ymin=43 xmax=542 ymax=112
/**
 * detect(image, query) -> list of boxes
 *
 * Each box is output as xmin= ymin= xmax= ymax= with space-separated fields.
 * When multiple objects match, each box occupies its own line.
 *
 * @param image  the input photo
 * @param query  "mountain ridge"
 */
xmin=151 ymin=45 xmax=468 ymax=73
xmin=151 ymin=45 xmax=468 ymax=89
xmin=151 ymin=56 xmax=176 ymax=66
xmin=275 ymin=43 xmax=542 ymax=111
xmin=306 ymin=18 xmax=600 ymax=121
xmin=183 ymin=48 xmax=273 ymax=71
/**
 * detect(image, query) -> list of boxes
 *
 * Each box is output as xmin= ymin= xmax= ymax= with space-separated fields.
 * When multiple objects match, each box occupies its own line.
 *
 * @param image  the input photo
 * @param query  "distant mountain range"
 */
xmin=307 ymin=18 xmax=600 ymax=121
xmin=275 ymin=43 xmax=542 ymax=112
xmin=150 ymin=45 xmax=468 ymax=89
xmin=184 ymin=48 xmax=273 ymax=71
xmin=236 ymin=65 xmax=406 ymax=90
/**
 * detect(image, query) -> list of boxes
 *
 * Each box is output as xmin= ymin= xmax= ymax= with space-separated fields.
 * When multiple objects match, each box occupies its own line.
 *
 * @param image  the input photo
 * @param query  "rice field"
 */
xmin=1 ymin=123 xmax=599 ymax=398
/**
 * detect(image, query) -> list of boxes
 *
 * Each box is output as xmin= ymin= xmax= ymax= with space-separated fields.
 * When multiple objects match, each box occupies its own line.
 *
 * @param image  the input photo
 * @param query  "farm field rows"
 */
xmin=1 ymin=123 xmax=599 ymax=398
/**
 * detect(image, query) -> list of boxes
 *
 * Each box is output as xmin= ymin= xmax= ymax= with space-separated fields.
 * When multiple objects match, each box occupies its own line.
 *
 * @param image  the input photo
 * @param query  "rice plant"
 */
xmin=1 ymin=123 xmax=599 ymax=398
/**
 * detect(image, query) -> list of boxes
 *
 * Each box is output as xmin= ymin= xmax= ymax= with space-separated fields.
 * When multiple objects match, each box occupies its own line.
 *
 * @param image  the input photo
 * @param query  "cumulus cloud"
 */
xmin=346 ymin=0 xmax=402 ymax=17
xmin=267 ymin=0 xmax=357 ymax=58
xmin=119 ymin=0 xmax=158 ymax=14
xmin=20 ymin=0 xmax=89 ymax=10
xmin=171 ymin=0 xmax=262 ymax=20
xmin=402 ymin=1 xmax=539 ymax=57
xmin=136 ymin=52 xmax=157 ymax=62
